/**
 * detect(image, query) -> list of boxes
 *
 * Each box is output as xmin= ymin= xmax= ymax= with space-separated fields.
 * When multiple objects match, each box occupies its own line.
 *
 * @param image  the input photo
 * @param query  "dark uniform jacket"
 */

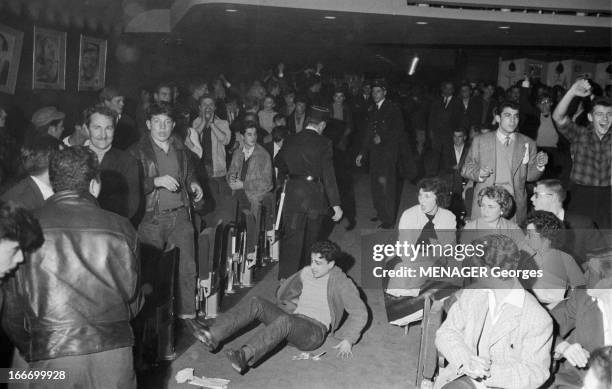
xmin=98 ymin=147 xmax=140 ymax=219
xmin=361 ymin=99 xmax=405 ymax=162
xmin=276 ymin=128 xmax=340 ymax=216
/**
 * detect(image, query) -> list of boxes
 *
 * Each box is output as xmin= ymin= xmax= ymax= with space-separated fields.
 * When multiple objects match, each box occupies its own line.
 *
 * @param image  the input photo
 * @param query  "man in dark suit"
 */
xmin=457 ymin=83 xmax=482 ymax=131
xmin=530 ymin=179 xmax=605 ymax=266
xmin=84 ymin=105 xmax=140 ymax=221
xmin=440 ymin=128 xmax=470 ymax=223
xmin=101 ymin=86 xmax=140 ymax=151
xmin=275 ymin=106 xmax=343 ymax=280
xmin=356 ymin=79 xmax=404 ymax=228
xmin=1 ymin=135 xmax=60 ymax=210
xmin=427 ymin=81 xmax=463 ymax=175
xmin=287 ymin=95 xmax=309 ymax=135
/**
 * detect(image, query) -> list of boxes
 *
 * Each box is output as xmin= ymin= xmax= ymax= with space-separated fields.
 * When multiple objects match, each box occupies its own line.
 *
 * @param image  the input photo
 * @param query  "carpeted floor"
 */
xmin=161 ymin=172 xmax=424 ymax=389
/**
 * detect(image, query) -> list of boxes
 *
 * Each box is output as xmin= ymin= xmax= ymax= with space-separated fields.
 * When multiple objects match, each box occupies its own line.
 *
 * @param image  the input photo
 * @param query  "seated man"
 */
xmin=186 ymin=241 xmax=367 ymax=374
xmin=435 ymin=234 xmax=553 ymax=389
xmin=582 ymin=346 xmax=612 ymax=389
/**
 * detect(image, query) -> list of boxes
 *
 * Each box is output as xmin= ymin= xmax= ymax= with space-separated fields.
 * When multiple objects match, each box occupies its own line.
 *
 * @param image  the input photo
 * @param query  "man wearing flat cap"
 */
xmin=356 ymin=79 xmax=404 ymax=229
xmin=30 ymin=106 xmax=65 ymax=141
xmin=275 ymin=106 xmax=343 ymax=280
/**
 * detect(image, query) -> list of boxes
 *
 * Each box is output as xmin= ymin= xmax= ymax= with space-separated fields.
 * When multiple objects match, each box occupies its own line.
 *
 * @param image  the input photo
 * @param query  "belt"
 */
xmin=158 ymin=205 xmax=186 ymax=215
xmin=289 ymin=174 xmax=321 ymax=183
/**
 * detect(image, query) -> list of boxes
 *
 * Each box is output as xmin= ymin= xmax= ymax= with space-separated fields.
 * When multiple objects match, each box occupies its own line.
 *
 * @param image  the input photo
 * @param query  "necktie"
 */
xmin=504 ymin=135 xmax=511 ymax=147
xmin=417 ymin=214 xmax=437 ymax=245
xmin=443 ymin=97 xmax=449 ymax=108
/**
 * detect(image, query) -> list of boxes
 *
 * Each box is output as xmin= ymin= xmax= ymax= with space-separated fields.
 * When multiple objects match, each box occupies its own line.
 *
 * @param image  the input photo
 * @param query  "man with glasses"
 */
xmin=553 ymin=79 xmax=612 ymax=229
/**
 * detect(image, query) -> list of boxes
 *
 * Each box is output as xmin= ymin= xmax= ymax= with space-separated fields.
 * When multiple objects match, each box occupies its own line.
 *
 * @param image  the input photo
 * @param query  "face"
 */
xmin=199 ymin=97 xmax=216 ymax=117
xmin=147 ymin=114 xmax=175 ymax=143
xmin=194 ymin=84 xmax=209 ymax=99
xmin=333 ymin=92 xmax=345 ymax=104
xmin=418 ymin=189 xmax=438 ymax=215
xmin=371 ymin=86 xmax=386 ymax=104
xmin=263 ymin=97 xmax=275 ymax=110
xmin=362 ymin=84 xmax=372 ymax=96
xmin=243 ymin=127 xmax=257 ymax=148
xmin=310 ymin=252 xmax=335 ymax=278
xmin=104 ymin=96 xmax=124 ymax=115
xmin=284 ymin=93 xmax=295 ymax=105
xmin=483 ymin=85 xmax=495 ymax=99
xmin=480 ymin=196 xmax=503 ymax=223
xmin=460 ymin=86 xmax=471 ymax=99
xmin=274 ymin=117 xmax=286 ymax=127
xmin=0 ymin=109 xmax=6 ymax=127
xmin=155 ymin=87 xmax=172 ymax=103
xmin=441 ymin=83 xmax=454 ymax=97
xmin=86 ymin=113 xmax=115 ymax=150
xmin=295 ymin=102 xmax=307 ymax=115
xmin=525 ymin=223 xmax=545 ymax=251
xmin=48 ymin=120 xmax=64 ymax=140
xmin=507 ymin=87 xmax=520 ymax=102
xmin=537 ymin=97 xmax=553 ymax=115
xmin=453 ymin=131 xmax=466 ymax=146
xmin=0 ymin=239 xmax=23 ymax=279
xmin=496 ymin=107 xmax=519 ymax=134
xmin=81 ymin=48 xmax=99 ymax=79
xmin=530 ymin=184 xmax=556 ymax=212
xmin=588 ymin=105 xmax=612 ymax=136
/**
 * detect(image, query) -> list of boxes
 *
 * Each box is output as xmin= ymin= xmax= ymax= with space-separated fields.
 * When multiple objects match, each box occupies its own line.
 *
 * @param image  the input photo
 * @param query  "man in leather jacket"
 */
xmin=6 ymin=147 xmax=141 ymax=388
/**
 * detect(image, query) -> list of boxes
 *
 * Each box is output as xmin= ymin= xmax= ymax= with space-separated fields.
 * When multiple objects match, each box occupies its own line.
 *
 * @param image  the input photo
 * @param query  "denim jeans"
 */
xmin=210 ymin=296 xmax=327 ymax=364
xmin=138 ymin=208 xmax=196 ymax=316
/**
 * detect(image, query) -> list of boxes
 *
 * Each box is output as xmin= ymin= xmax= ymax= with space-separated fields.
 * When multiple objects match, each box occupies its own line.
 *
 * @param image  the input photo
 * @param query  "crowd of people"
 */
xmin=0 ymin=63 xmax=610 ymax=389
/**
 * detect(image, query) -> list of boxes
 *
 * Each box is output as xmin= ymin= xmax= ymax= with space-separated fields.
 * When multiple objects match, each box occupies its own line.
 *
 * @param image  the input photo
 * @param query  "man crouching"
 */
xmin=186 ymin=240 xmax=367 ymax=374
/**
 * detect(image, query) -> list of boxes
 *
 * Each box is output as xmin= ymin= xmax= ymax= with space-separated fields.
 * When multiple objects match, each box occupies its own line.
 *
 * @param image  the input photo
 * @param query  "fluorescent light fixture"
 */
xmin=574 ymin=29 xmax=586 ymax=33
xmin=498 ymin=26 xmax=510 ymax=29
xmin=408 ymin=56 xmax=419 ymax=76
xmin=226 ymin=9 xmax=238 ymax=12
xmin=324 ymin=15 xmax=336 ymax=20
xmin=416 ymin=21 xmax=428 ymax=25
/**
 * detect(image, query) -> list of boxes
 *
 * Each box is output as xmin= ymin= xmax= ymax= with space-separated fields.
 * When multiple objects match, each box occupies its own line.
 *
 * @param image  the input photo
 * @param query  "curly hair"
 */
xmin=469 ymin=234 xmax=519 ymax=280
xmin=20 ymin=135 xmax=62 ymax=176
xmin=588 ymin=346 xmax=612 ymax=388
xmin=49 ymin=146 xmax=99 ymax=194
xmin=0 ymin=200 xmax=43 ymax=252
xmin=310 ymin=240 xmax=341 ymax=263
xmin=477 ymin=186 xmax=514 ymax=218
xmin=418 ymin=177 xmax=450 ymax=208
xmin=526 ymin=210 xmax=564 ymax=245
xmin=83 ymin=105 xmax=117 ymax=127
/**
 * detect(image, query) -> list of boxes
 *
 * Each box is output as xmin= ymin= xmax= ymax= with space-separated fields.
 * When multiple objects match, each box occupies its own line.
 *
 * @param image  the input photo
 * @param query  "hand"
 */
xmin=465 ymin=356 xmax=491 ymax=380
xmin=154 ymin=175 xmax=180 ymax=192
xmin=190 ymin=183 xmax=204 ymax=202
xmin=536 ymin=151 xmax=548 ymax=167
xmin=521 ymin=74 xmax=530 ymax=88
xmin=230 ymin=179 xmax=244 ymax=190
xmin=569 ymin=79 xmax=592 ymax=98
xmin=373 ymin=134 xmax=381 ymax=145
xmin=333 ymin=339 xmax=353 ymax=359
xmin=560 ymin=342 xmax=590 ymax=368
xmin=355 ymin=154 xmax=363 ymax=167
xmin=331 ymin=206 xmax=343 ymax=222
xmin=316 ymin=62 xmax=324 ymax=73
xmin=478 ymin=166 xmax=493 ymax=181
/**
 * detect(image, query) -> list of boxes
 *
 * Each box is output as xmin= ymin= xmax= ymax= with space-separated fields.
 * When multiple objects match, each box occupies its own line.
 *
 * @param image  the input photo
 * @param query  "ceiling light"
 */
xmin=416 ymin=21 xmax=428 ymax=25
xmin=225 ymin=9 xmax=238 ymax=13
xmin=324 ymin=15 xmax=336 ymax=20
xmin=574 ymin=29 xmax=586 ymax=33
xmin=498 ymin=26 xmax=510 ymax=29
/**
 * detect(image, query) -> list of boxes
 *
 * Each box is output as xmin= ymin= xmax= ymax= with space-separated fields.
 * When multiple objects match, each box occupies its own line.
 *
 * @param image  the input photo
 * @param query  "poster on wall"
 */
xmin=32 ymin=26 xmax=66 ymax=90
xmin=77 ymin=35 xmax=107 ymax=91
xmin=0 ymin=24 xmax=24 ymax=95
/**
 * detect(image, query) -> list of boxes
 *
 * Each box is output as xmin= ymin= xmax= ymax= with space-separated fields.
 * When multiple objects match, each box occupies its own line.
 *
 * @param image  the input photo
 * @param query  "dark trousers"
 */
xmin=370 ymin=156 xmax=398 ymax=226
xmin=279 ymin=212 xmax=325 ymax=280
xmin=138 ymin=208 xmax=196 ymax=316
xmin=210 ymin=296 xmax=327 ymax=364
xmin=568 ymin=183 xmax=611 ymax=229
xmin=441 ymin=376 xmax=477 ymax=389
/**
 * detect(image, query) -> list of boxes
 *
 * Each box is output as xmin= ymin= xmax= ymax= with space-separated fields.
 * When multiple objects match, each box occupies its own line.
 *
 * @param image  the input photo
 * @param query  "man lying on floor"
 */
xmin=186 ymin=240 xmax=368 ymax=374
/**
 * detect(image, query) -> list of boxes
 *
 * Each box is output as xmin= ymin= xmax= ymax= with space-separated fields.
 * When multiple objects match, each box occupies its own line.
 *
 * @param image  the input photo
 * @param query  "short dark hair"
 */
xmin=536 ymin=179 xmax=566 ymax=202
xmin=155 ymin=82 xmax=173 ymax=95
xmin=526 ymin=210 xmax=564 ymax=245
xmin=0 ymin=200 xmax=43 ymax=252
xmin=591 ymin=97 xmax=611 ymax=112
xmin=272 ymin=125 xmax=289 ymax=142
xmin=49 ymin=146 xmax=99 ymax=194
xmin=273 ymin=113 xmax=285 ymax=123
xmin=470 ymin=234 xmax=520 ymax=279
xmin=83 ymin=105 xmax=117 ymax=127
xmin=310 ymin=240 xmax=340 ymax=263
xmin=98 ymin=85 xmax=122 ymax=102
xmin=239 ymin=122 xmax=258 ymax=136
xmin=588 ymin=346 xmax=612 ymax=388
xmin=37 ymin=118 xmax=63 ymax=134
xmin=197 ymin=94 xmax=216 ymax=107
xmin=417 ymin=177 xmax=450 ymax=208
xmin=497 ymin=100 xmax=520 ymax=115
xmin=20 ymin=135 xmax=61 ymax=176
xmin=477 ymin=186 xmax=514 ymax=218
xmin=146 ymin=102 xmax=175 ymax=121
xmin=188 ymin=79 xmax=208 ymax=95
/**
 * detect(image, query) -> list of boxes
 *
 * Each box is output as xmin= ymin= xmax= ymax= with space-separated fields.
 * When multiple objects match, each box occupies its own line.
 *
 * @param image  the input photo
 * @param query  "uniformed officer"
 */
xmin=276 ymin=106 xmax=343 ymax=280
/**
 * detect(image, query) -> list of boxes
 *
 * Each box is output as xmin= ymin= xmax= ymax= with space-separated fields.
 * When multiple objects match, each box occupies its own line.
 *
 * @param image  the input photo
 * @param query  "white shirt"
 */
xmin=486 ymin=287 xmax=525 ymax=325
xmin=454 ymin=144 xmax=464 ymax=165
xmin=496 ymin=130 xmax=516 ymax=146
xmin=89 ymin=144 xmax=111 ymax=163
xmin=376 ymin=99 xmax=385 ymax=110
xmin=273 ymin=142 xmax=281 ymax=158
xmin=593 ymin=296 xmax=612 ymax=345
xmin=242 ymin=146 xmax=254 ymax=161
xmin=30 ymin=175 xmax=54 ymax=200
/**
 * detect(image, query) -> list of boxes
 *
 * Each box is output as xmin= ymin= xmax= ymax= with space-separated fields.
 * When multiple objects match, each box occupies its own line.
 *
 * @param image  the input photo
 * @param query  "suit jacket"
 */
xmin=276 ymin=128 xmax=340 ymax=215
xmin=550 ymin=288 xmax=606 ymax=388
xmin=461 ymin=131 xmax=542 ymax=224
xmin=0 ymin=176 xmax=45 ymax=210
xmin=435 ymin=288 xmax=553 ymax=389
xmin=560 ymin=211 xmax=606 ymax=265
xmin=427 ymin=95 xmax=462 ymax=147
xmin=458 ymin=97 xmax=483 ymax=130
xmin=287 ymin=111 xmax=307 ymax=135
xmin=112 ymin=114 xmax=140 ymax=151
xmin=440 ymin=142 xmax=469 ymax=194
xmin=361 ymin=99 xmax=404 ymax=163
xmin=98 ymin=148 xmax=140 ymax=219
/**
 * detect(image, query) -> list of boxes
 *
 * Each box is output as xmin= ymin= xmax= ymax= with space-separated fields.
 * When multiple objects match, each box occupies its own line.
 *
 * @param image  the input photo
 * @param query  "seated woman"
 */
xmin=460 ymin=186 xmax=526 ymax=249
xmin=226 ymin=123 xmax=273 ymax=261
xmin=523 ymin=210 xmax=585 ymax=308
xmin=386 ymin=178 xmax=456 ymax=293
xmin=434 ymin=235 xmax=553 ymax=389
xmin=550 ymin=248 xmax=612 ymax=389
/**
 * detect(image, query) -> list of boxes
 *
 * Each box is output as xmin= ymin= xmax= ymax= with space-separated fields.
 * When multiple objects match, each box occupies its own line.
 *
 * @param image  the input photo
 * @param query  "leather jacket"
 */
xmin=129 ymin=135 xmax=199 ymax=216
xmin=4 ymin=191 xmax=141 ymax=361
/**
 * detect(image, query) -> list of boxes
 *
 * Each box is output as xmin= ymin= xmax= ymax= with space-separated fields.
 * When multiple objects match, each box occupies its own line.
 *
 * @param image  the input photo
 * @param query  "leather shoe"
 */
xmin=226 ymin=348 xmax=248 ymax=374
xmin=184 ymin=319 xmax=218 ymax=351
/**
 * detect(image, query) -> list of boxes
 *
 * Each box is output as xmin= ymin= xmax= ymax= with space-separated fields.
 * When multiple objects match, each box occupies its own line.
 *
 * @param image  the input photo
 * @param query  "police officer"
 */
xmin=276 ymin=106 xmax=343 ymax=280
xmin=356 ymin=79 xmax=404 ymax=229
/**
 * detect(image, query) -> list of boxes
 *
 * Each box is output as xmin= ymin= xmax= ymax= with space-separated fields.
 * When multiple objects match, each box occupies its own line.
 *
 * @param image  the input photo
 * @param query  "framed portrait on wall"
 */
xmin=0 ymin=23 xmax=24 ymax=94
xmin=77 ymin=35 xmax=107 ymax=91
xmin=32 ymin=26 xmax=66 ymax=90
